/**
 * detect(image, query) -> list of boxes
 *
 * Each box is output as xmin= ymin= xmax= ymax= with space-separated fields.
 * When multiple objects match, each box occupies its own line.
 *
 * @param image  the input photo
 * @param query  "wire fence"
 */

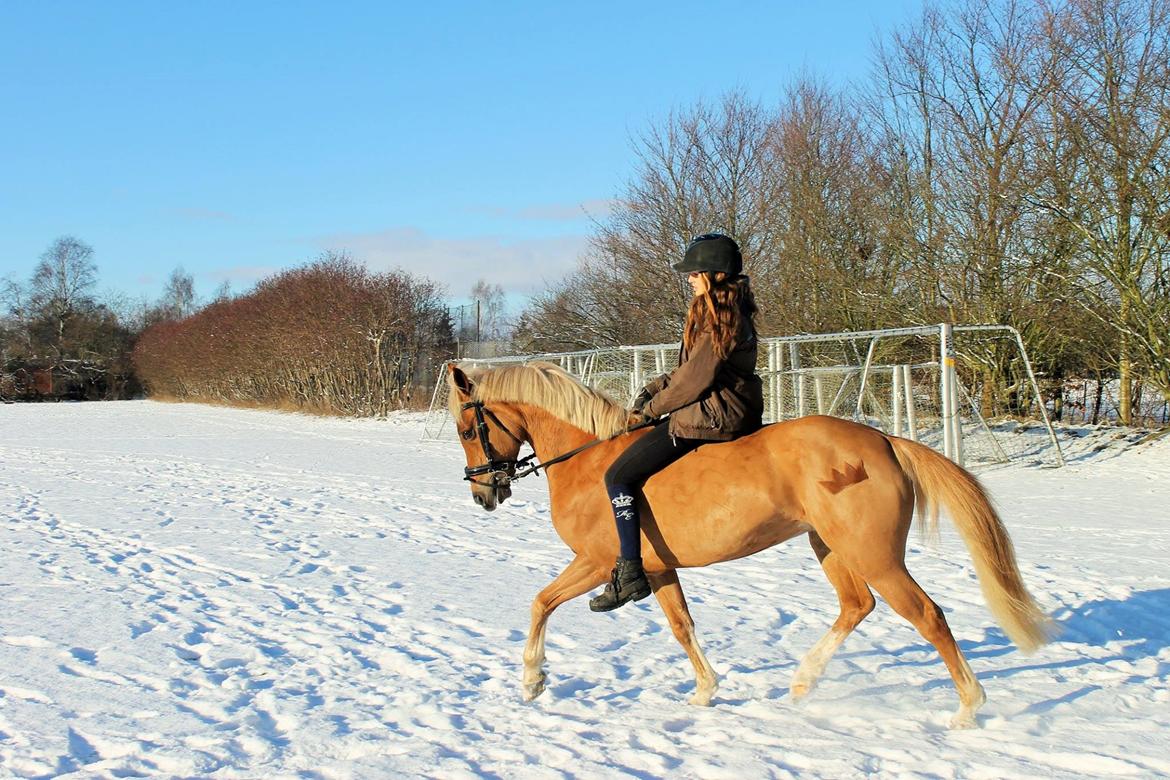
xmin=423 ymin=324 xmax=1065 ymax=470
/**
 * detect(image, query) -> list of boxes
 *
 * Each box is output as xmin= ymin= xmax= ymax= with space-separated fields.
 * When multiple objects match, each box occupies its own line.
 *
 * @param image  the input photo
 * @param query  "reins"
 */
xmin=460 ymin=400 xmax=662 ymax=488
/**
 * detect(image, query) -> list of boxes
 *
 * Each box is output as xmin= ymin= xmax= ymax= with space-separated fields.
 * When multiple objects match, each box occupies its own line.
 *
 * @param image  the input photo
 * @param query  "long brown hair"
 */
xmin=683 ymin=272 xmax=758 ymax=360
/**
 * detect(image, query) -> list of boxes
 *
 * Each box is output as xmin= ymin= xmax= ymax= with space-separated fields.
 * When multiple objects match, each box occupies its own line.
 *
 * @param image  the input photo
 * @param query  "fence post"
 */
xmin=952 ymin=363 xmax=964 ymax=467
xmin=903 ymin=364 xmax=918 ymax=442
xmin=776 ymin=342 xmax=787 ymax=421
xmin=631 ymin=349 xmax=641 ymax=400
xmin=854 ymin=337 xmax=879 ymax=422
xmin=1004 ymin=326 xmax=1065 ymax=466
xmin=892 ymin=365 xmax=903 ymax=437
xmin=940 ymin=323 xmax=956 ymax=461
xmin=767 ymin=341 xmax=778 ymax=423
xmin=790 ymin=343 xmax=804 ymax=417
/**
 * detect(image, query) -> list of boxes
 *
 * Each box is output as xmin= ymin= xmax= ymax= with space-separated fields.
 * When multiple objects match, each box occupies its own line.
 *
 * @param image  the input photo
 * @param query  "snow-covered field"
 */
xmin=2 ymin=401 xmax=1169 ymax=779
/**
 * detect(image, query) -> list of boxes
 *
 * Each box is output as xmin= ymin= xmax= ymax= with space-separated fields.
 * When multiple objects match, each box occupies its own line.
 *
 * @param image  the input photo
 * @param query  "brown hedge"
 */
xmin=133 ymin=255 xmax=452 ymax=416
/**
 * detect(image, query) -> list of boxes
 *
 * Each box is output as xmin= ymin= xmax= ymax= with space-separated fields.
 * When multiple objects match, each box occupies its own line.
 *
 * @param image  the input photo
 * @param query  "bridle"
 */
xmin=458 ymin=399 xmax=662 ymax=490
xmin=459 ymin=400 xmax=532 ymax=489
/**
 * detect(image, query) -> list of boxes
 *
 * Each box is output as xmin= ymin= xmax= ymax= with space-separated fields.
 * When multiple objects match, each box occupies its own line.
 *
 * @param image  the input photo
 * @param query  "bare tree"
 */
xmin=1 ymin=275 xmax=27 ymax=340
xmin=871 ymin=0 xmax=1081 ymax=415
xmin=1 ymin=275 xmax=29 ymax=366
xmin=2 ymin=238 xmax=140 ymax=399
xmin=1035 ymin=0 xmax=1170 ymax=417
xmin=515 ymin=0 xmax=1169 ymax=424
xmin=30 ymin=236 xmax=98 ymax=353
xmin=871 ymin=11 xmax=951 ymax=317
xmin=517 ymin=83 xmax=898 ymax=349
xmin=763 ymin=76 xmax=896 ymax=335
xmin=0 ymin=274 xmax=20 ymax=311
xmin=517 ymin=92 xmax=780 ymax=350
xmin=162 ymin=267 xmax=197 ymax=319
xmin=469 ymin=279 xmax=508 ymax=341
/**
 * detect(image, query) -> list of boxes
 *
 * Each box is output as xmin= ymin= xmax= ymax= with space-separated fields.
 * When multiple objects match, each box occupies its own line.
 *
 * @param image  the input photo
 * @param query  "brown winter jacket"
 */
xmin=642 ymin=321 xmax=764 ymax=441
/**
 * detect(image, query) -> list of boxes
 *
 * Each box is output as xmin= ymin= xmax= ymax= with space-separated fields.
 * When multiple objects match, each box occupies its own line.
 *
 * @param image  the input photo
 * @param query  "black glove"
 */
xmin=631 ymin=388 xmax=652 ymax=413
xmin=626 ymin=407 xmax=653 ymax=429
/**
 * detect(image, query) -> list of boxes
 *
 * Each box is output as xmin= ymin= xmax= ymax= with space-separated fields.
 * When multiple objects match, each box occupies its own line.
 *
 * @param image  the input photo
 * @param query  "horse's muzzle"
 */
xmin=471 ymin=472 xmax=512 ymax=511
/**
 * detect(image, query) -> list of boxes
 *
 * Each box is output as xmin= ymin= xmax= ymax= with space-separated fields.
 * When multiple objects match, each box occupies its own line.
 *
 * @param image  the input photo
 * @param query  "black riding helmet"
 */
xmin=672 ymin=233 xmax=742 ymax=275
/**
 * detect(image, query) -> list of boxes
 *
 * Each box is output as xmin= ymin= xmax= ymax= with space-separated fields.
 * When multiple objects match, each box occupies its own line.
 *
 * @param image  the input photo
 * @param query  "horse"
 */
xmin=445 ymin=361 xmax=1051 ymax=728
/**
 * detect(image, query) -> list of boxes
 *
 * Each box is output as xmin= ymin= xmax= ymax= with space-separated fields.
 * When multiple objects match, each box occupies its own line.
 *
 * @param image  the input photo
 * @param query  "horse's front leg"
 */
xmin=522 ymin=555 xmax=608 ymax=701
xmin=649 ymin=570 xmax=718 ymax=706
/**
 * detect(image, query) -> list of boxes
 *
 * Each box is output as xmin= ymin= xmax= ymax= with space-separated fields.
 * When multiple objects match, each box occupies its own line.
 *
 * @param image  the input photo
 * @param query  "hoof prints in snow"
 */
xmin=0 ymin=401 xmax=1169 ymax=778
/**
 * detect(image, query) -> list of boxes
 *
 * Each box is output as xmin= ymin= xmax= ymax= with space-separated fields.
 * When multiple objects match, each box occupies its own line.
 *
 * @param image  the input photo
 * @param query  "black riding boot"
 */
xmin=589 ymin=557 xmax=651 ymax=612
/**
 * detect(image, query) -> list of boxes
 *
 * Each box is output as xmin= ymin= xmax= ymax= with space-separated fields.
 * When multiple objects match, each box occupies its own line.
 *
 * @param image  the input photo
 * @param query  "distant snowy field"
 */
xmin=2 ymin=401 xmax=1168 ymax=779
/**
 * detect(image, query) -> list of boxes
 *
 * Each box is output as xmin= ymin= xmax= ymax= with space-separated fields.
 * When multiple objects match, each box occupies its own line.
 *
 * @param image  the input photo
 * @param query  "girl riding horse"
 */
xmin=590 ymin=233 xmax=765 ymax=611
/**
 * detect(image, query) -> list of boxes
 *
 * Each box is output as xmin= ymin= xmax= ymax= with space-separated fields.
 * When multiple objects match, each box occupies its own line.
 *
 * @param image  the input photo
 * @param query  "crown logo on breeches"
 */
xmin=611 ymin=493 xmax=635 ymax=508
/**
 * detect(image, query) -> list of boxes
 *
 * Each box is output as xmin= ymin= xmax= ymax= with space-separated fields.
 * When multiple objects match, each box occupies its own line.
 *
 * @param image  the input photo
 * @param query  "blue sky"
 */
xmin=0 ymin=2 xmax=919 ymax=309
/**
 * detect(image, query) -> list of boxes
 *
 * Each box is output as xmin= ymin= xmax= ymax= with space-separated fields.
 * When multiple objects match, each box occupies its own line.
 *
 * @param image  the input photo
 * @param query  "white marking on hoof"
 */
xmin=789 ymin=679 xmax=813 ymax=701
xmin=949 ymin=709 xmax=978 ymax=729
xmin=688 ymin=675 xmax=717 ymax=706
xmin=688 ymin=688 xmax=714 ymax=706
xmin=949 ymin=682 xmax=986 ymax=728
xmin=522 ymin=671 xmax=546 ymax=701
xmin=790 ymin=629 xmax=845 ymax=702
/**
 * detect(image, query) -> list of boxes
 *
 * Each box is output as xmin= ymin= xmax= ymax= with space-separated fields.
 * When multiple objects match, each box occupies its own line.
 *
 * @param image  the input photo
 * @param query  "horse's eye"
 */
xmin=461 ymin=428 xmax=475 ymax=441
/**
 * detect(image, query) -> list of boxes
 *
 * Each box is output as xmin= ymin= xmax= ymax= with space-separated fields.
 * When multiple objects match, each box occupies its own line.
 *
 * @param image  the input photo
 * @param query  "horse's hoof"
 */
xmin=949 ymin=710 xmax=978 ymax=729
xmin=789 ymin=680 xmax=813 ymax=701
xmin=949 ymin=684 xmax=985 ymax=728
xmin=688 ymin=689 xmax=714 ymax=706
xmin=522 ymin=672 xmax=547 ymax=701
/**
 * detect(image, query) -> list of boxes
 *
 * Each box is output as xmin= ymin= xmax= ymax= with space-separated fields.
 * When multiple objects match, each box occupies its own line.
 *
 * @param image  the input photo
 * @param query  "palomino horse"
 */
xmin=446 ymin=362 xmax=1051 ymax=728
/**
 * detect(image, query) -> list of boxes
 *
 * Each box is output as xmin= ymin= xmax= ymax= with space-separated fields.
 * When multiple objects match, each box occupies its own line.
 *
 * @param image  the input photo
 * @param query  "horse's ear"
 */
xmin=447 ymin=363 xmax=474 ymax=396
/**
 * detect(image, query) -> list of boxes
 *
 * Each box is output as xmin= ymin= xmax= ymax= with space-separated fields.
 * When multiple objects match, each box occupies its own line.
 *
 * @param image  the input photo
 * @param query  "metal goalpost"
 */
xmin=421 ymin=323 xmax=1065 ymax=469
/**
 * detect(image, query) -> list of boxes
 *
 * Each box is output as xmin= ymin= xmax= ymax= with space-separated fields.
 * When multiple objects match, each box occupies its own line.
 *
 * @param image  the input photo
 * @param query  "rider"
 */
xmin=589 ymin=233 xmax=764 ymax=612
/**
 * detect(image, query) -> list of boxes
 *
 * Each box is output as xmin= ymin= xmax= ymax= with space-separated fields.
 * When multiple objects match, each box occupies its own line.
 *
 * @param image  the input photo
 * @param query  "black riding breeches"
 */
xmin=603 ymin=422 xmax=703 ymax=560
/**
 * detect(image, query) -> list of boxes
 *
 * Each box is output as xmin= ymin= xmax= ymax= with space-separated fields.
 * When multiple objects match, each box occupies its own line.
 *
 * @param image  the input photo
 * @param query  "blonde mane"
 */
xmin=448 ymin=361 xmax=627 ymax=437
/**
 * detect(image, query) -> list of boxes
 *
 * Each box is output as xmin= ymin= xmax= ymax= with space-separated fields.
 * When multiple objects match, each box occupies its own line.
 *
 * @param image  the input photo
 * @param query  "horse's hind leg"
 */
xmin=866 ymin=566 xmax=986 ymax=728
xmin=523 ymin=555 xmax=608 ymax=701
xmin=791 ymin=532 xmax=876 ymax=700
xmin=649 ymin=570 xmax=718 ymax=706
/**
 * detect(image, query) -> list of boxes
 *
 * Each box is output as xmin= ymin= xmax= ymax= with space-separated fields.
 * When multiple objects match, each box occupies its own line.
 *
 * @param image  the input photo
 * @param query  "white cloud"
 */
xmin=309 ymin=227 xmax=589 ymax=297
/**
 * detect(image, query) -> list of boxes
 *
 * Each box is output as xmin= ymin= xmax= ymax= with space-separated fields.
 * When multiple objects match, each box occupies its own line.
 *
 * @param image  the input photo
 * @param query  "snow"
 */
xmin=1 ymin=400 xmax=1169 ymax=779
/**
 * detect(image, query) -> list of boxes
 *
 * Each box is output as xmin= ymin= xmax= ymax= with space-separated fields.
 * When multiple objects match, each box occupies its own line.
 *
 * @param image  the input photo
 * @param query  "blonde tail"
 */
xmin=887 ymin=436 xmax=1053 ymax=653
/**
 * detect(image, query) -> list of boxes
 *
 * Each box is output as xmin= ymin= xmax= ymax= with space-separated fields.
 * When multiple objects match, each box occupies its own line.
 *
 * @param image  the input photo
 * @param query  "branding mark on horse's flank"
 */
xmin=820 ymin=461 xmax=869 ymax=494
